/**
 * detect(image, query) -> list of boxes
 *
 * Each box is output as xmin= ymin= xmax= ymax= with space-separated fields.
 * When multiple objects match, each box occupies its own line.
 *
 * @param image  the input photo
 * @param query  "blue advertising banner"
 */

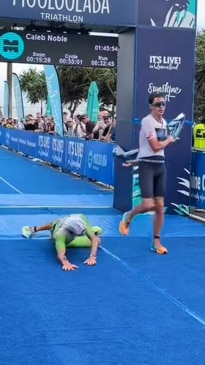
xmin=3 ymin=81 xmax=9 ymax=118
xmin=190 ymin=151 xmax=205 ymax=210
xmin=44 ymin=65 xmax=63 ymax=137
xmin=65 ymin=138 xmax=86 ymax=176
xmin=84 ymin=141 xmax=114 ymax=185
xmin=7 ymin=129 xmax=20 ymax=151
xmin=4 ymin=129 xmax=11 ymax=148
xmin=0 ymin=127 xmax=6 ymax=144
xmin=0 ymin=127 xmax=195 ymax=213
xmin=135 ymin=28 xmax=196 ymax=121
xmin=19 ymin=132 xmax=38 ymax=158
xmin=12 ymin=73 xmax=24 ymax=121
xmin=165 ymin=123 xmax=192 ymax=214
xmin=37 ymin=134 xmax=51 ymax=162
xmin=138 ymin=0 xmax=196 ymax=28
xmin=50 ymin=136 xmax=66 ymax=168
xmin=18 ymin=132 xmax=29 ymax=156
xmin=2 ymin=0 xmax=137 ymax=27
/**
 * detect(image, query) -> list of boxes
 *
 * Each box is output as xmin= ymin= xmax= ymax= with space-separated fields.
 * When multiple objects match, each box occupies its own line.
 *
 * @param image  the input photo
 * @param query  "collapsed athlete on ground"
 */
xmin=119 ymin=93 xmax=176 ymax=254
xmin=22 ymin=214 xmax=101 ymax=271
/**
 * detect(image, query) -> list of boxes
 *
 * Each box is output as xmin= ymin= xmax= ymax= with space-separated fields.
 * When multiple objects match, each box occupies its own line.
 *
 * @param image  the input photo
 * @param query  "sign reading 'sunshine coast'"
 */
xmin=1 ymin=0 xmax=137 ymax=26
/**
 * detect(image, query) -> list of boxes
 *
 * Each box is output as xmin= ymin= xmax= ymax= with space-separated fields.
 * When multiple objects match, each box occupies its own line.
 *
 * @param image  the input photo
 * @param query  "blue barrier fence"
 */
xmin=0 ymin=128 xmax=115 ymax=186
xmin=190 ymin=150 xmax=205 ymax=210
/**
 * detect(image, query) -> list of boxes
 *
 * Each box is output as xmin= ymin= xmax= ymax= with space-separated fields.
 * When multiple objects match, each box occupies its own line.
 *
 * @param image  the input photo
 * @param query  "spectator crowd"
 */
xmin=0 ymin=111 xmax=116 ymax=143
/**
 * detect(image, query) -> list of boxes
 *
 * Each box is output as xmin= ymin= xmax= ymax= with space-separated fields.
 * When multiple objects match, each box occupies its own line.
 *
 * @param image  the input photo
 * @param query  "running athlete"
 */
xmin=22 ymin=214 xmax=102 ymax=271
xmin=119 ymin=93 xmax=175 ymax=254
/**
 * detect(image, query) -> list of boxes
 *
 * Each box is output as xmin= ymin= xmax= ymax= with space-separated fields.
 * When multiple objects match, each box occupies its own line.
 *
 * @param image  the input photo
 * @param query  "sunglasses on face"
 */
xmin=153 ymin=102 xmax=166 ymax=108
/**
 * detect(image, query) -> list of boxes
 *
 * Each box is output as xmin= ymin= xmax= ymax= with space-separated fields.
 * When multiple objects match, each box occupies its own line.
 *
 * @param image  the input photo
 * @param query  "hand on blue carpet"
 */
xmin=62 ymin=261 xmax=79 ymax=271
xmin=84 ymin=256 xmax=97 ymax=266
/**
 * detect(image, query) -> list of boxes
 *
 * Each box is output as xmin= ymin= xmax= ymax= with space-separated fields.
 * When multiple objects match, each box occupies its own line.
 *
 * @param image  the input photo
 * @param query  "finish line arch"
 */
xmin=0 ymin=0 xmax=198 ymax=214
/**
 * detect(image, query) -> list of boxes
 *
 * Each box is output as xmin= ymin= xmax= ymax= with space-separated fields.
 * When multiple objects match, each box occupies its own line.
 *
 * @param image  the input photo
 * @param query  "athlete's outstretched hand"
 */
xmin=84 ymin=256 xmax=97 ymax=266
xmin=62 ymin=261 xmax=79 ymax=271
xmin=122 ymin=162 xmax=132 ymax=167
xmin=122 ymin=160 xmax=139 ymax=167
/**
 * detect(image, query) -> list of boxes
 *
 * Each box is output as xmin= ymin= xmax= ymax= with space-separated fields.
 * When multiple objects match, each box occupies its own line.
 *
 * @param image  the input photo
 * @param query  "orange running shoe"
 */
xmin=151 ymin=245 xmax=168 ymax=254
xmin=151 ymin=236 xmax=168 ymax=254
xmin=119 ymin=212 xmax=131 ymax=236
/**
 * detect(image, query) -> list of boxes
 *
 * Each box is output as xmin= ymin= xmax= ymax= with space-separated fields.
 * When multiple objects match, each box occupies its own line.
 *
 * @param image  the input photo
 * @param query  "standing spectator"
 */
xmin=92 ymin=113 xmax=108 ymax=139
xmin=24 ymin=116 xmax=38 ymax=131
xmin=81 ymin=114 xmax=99 ymax=140
xmin=73 ymin=115 xmax=86 ymax=138
xmin=64 ymin=118 xmax=75 ymax=136
xmin=193 ymin=118 xmax=205 ymax=150
xmin=101 ymin=116 xmax=116 ymax=142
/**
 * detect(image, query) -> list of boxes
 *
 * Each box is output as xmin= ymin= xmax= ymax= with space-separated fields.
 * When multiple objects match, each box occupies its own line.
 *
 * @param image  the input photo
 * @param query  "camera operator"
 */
xmin=101 ymin=116 xmax=116 ymax=142
xmin=73 ymin=115 xmax=86 ymax=138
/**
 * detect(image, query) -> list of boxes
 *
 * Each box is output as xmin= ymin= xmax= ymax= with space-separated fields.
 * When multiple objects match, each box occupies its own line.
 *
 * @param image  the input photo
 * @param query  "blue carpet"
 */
xmin=0 ymin=150 xmax=113 ymax=195
xmin=0 ymin=213 xmax=204 ymax=240
xmin=1 ymin=238 xmax=205 ymax=365
xmin=1 ymin=147 xmax=205 ymax=365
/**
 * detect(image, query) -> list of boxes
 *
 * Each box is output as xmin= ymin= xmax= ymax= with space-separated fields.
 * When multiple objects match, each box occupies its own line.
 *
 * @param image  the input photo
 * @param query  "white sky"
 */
xmin=0 ymin=0 xmax=204 ymax=115
xmin=196 ymin=0 xmax=204 ymax=29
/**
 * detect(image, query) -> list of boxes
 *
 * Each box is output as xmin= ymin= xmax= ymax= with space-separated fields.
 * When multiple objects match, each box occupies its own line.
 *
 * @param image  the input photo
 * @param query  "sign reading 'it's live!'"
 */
xmin=135 ymin=28 xmax=196 ymax=121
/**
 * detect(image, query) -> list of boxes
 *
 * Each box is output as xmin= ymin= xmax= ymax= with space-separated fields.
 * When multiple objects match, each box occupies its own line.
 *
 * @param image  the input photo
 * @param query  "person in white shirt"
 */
xmin=119 ymin=93 xmax=175 ymax=254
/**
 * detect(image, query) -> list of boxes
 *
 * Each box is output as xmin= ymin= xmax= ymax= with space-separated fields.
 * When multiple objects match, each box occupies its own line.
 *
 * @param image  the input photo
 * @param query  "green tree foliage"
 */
xmin=57 ymin=66 xmax=89 ymax=116
xmin=57 ymin=66 xmax=117 ymax=116
xmin=94 ymin=68 xmax=117 ymax=114
xmin=19 ymin=68 xmax=47 ymax=111
xmin=19 ymin=66 xmax=117 ymax=116
xmin=195 ymin=30 xmax=205 ymax=121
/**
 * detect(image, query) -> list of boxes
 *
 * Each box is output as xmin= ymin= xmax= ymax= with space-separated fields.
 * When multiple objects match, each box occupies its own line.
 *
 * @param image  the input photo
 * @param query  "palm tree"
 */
xmin=19 ymin=68 xmax=47 ymax=114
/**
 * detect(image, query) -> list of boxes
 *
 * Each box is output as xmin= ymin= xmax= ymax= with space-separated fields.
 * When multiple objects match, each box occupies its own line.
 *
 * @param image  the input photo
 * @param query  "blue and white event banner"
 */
xmin=3 ymin=81 xmax=9 ymax=118
xmin=44 ymin=65 xmax=63 ymax=137
xmin=1 ymin=0 xmax=137 ymax=27
xmin=138 ymin=0 xmax=196 ymax=29
xmin=12 ymin=73 xmax=24 ymax=121
xmin=0 ymin=128 xmax=114 ymax=186
xmin=190 ymin=150 xmax=205 ymax=210
xmin=135 ymin=28 xmax=196 ymax=121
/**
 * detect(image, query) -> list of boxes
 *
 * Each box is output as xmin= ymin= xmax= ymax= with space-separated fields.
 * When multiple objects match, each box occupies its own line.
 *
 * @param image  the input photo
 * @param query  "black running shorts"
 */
xmin=138 ymin=161 xmax=166 ymax=198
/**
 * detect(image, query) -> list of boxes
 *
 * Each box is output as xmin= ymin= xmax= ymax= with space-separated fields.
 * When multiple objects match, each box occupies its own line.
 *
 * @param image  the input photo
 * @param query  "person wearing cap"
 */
xmin=22 ymin=214 xmax=102 ymax=271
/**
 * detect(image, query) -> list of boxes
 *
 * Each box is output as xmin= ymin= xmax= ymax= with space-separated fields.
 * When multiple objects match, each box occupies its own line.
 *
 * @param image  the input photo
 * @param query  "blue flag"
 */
xmin=3 ymin=81 xmax=9 ymax=118
xmin=44 ymin=65 xmax=63 ymax=136
xmin=12 ymin=73 xmax=24 ymax=121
